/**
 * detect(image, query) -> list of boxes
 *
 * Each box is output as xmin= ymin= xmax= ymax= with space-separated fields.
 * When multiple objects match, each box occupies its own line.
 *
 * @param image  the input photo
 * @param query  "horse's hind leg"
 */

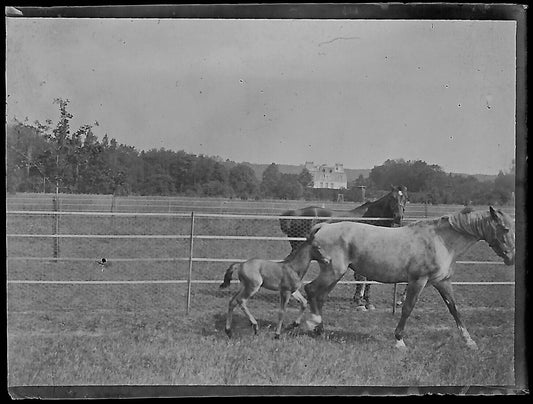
xmin=238 ymin=285 xmax=261 ymax=335
xmin=363 ymin=283 xmax=375 ymax=310
xmin=393 ymin=276 xmax=428 ymax=349
xmin=305 ymin=261 xmax=345 ymax=334
xmin=352 ymin=270 xmax=369 ymax=311
xmin=274 ymin=289 xmax=292 ymax=339
xmin=225 ymin=287 xmax=244 ymax=337
xmin=239 ymin=299 xmax=259 ymax=335
xmin=433 ymin=279 xmax=477 ymax=350
xmin=290 ymin=289 xmax=308 ymax=328
xmin=396 ymin=285 xmax=408 ymax=307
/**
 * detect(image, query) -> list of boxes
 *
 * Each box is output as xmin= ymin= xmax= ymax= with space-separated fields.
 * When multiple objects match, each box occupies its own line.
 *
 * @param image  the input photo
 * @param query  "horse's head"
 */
xmin=387 ymin=185 xmax=408 ymax=226
xmin=486 ymin=206 xmax=515 ymax=266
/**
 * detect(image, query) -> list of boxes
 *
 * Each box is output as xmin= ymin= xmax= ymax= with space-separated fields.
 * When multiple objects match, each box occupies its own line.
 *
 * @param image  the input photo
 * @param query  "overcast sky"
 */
xmin=6 ymin=18 xmax=516 ymax=175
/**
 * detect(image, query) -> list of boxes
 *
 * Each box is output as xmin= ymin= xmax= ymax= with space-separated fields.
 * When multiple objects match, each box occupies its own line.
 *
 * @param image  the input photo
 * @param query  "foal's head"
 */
xmin=487 ymin=206 xmax=515 ymax=266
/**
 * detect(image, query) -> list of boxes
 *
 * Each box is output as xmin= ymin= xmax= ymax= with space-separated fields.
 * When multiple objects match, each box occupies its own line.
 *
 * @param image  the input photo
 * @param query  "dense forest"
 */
xmin=6 ymin=99 xmax=515 ymax=205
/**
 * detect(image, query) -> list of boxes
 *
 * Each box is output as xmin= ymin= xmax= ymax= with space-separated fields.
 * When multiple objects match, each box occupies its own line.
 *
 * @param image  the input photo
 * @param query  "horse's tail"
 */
xmin=219 ymin=263 xmax=240 ymax=289
xmin=279 ymin=211 xmax=294 ymax=235
xmin=308 ymin=221 xmax=328 ymax=241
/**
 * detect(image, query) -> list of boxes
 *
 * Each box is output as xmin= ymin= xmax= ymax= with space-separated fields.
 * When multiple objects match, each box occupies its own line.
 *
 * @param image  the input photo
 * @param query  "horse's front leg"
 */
xmin=274 ymin=289 xmax=292 ymax=339
xmin=394 ymin=276 xmax=428 ymax=349
xmin=433 ymin=279 xmax=477 ymax=350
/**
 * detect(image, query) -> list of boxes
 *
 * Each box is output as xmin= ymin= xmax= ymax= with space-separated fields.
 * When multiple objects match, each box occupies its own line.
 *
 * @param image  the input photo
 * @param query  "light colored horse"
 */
xmin=220 ymin=240 xmax=322 ymax=339
xmin=304 ymin=206 xmax=515 ymax=350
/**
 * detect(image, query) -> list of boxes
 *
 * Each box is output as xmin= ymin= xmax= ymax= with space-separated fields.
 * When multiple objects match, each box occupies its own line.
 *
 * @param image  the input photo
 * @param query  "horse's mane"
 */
xmin=350 ymin=193 xmax=388 ymax=213
xmin=447 ymin=208 xmax=491 ymax=239
xmin=404 ymin=207 xmax=490 ymax=238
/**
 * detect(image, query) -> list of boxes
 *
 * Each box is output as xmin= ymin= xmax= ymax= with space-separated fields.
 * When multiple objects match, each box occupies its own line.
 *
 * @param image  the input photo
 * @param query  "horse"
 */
xmin=279 ymin=185 xmax=408 ymax=310
xmin=304 ymin=206 xmax=515 ymax=350
xmin=219 ymin=240 xmax=323 ymax=339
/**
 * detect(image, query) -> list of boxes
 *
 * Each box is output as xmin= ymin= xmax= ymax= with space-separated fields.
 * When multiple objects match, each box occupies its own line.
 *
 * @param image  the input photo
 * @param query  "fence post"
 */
xmin=52 ymin=194 xmax=60 ymax=260
xmin=392 ymin=283 xmax=398 ymax=314
xmin=186 ymin=211 xmax=195 ymax=315
xmin=110 ymin=194 xmax=116 ymax=228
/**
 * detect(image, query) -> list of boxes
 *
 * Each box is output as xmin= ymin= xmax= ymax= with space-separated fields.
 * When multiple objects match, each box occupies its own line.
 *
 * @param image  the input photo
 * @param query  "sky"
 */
xmin=6 ymin=17 xmax=516 ymax=175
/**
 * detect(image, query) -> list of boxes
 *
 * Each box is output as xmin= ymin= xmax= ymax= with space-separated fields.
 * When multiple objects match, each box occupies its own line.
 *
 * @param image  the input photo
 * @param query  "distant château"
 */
xmin=304 ymin=161 xmax=347 ymax=189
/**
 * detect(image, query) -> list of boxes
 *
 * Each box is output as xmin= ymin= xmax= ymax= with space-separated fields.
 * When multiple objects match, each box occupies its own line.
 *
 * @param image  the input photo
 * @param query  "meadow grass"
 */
xmin=8 ymin=280 xmax=515 ymax=386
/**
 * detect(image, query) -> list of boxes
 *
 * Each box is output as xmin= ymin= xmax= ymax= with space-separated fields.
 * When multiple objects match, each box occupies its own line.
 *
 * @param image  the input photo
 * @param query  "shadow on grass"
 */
xmin=208 ymin=311 xmax=381 ymax=346
xmin=209 ymin=311 xmax=281 ymax=338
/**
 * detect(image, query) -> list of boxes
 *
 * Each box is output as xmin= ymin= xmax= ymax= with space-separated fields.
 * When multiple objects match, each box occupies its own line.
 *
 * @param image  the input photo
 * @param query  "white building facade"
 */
xmin=304 ymin=161 xmax=347 ymax=189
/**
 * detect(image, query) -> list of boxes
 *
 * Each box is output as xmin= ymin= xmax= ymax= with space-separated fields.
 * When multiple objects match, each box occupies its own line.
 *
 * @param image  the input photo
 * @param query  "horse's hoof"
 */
xmin=354 ymin=305 xmax=368 ymax=312
xmin=314 ymin=323 xmax=324 ymax=336
xmin=466 ymin=340 xmax=478 ymax=350
xmin=394 ymin=339 xmax=407 ymax=350
xmin=225 ymin=328 xmax=232 ymax=338
xmin=252 ymin=324 xmax=258 ymax=335
xmin=365 ymin=303 xmax=376 ymax=310
xmin=286 ymin=322 xmax=299 ymax=330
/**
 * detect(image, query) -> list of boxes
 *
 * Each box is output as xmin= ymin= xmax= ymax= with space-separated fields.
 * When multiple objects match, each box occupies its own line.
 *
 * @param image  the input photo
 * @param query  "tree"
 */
xmin=369 ymin=159 xmax=446 ymax=193
xmin=229 ymin=164 xmax=259 ymax=199
xmin=493 ymin=169 xmax=515 ymax=205
xmin=276 ymin=173 xmax=304 ymax=199
xmin=260 ymin=163 xmax=281 ymax=197
xmin=6 ymin=121 xmax=52 ymax=192
xmin=297 ymin=168 xmax=314 ymax=188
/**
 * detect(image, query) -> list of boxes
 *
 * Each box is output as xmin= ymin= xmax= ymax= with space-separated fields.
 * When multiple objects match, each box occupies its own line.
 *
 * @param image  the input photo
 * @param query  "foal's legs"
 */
xmin=274 ymin=289 xmax=292 ymax=339
xmin=225 ymin=287 xmax=242 ymax=337
xmin=393 ymin=276 xmax=428 ymax=349
xmin=225 ymin=284 xmax=261 ymax=337
xmin=433 ymin=279 xmax=478 ymax=350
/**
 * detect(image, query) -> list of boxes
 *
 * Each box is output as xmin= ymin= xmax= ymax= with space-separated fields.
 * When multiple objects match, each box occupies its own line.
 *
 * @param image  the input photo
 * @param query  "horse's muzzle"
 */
xmin=503 ymin=254 xmax=515 ymax=266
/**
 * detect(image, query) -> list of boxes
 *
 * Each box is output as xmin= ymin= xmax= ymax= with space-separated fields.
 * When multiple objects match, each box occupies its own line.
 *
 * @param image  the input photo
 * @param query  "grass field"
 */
xmin=6 ymin=195 xmax=519 ymax=391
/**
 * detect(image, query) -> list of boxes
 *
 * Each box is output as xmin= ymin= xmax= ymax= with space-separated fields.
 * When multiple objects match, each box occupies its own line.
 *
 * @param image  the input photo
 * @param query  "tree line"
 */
xmin=6 ymin=99 xmax=515 ymax=205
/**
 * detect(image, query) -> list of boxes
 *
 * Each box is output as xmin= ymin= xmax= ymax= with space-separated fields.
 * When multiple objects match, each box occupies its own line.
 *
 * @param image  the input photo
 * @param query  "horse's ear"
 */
xmin=489 ymin=206 xmax=499 ymax=221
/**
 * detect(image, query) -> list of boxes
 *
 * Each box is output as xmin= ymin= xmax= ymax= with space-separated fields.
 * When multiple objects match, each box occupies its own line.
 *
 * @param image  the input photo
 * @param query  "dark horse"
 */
xmin=279 ymin=185 xmax=408 ymax=310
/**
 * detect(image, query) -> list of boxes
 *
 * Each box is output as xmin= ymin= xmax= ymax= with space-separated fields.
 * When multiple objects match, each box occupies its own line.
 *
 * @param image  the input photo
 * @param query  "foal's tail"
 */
xmin=219 ymin=263 xmax=240 ymax=289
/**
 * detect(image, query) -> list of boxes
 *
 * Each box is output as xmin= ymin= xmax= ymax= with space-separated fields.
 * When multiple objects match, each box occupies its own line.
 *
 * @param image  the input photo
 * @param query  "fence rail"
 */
xmin=6 ymin=209 xmax=514 ymax=314
xmin=6 ymin=194 xmax=516 ymax=217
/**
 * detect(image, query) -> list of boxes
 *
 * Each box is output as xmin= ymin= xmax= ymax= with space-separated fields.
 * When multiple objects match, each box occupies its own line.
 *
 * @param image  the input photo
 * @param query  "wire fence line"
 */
xmin=5 ymin=210 xmax=511 ymax=266
xmin=7 ymin=210 xmax=514 ymax=315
